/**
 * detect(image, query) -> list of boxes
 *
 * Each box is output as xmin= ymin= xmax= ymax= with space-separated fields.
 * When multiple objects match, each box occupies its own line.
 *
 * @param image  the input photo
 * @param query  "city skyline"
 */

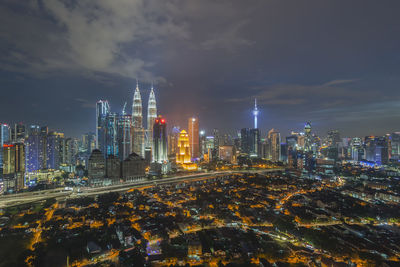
xmin=1 ymin=2 xmax=400 ymax=266
xmin=1 ymin=1 xmax=400 ymax=137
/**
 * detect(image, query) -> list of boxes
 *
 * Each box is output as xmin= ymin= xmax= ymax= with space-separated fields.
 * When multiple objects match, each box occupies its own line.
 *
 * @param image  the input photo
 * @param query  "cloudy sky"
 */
xmin=1 ymin=0 xmax=400 ymax=138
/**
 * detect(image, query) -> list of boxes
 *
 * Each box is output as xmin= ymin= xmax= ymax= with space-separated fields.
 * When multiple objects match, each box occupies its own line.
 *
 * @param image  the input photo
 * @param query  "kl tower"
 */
xmin=252 ymin=98 xmax=259 ymax=129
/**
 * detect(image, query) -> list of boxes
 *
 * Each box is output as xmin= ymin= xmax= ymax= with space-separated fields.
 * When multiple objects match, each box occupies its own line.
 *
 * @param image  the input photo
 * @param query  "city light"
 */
xmin=0 ymin=1 xmax=399 ymax=266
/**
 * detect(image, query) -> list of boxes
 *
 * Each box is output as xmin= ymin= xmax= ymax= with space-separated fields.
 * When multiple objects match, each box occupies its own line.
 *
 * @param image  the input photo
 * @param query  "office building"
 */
xmin=146 ymin=84 xmax=157 ymax=149
xmin=11 ymin=123 xmax=26 ymax=142
xmin=96 ymin=100 xmax=110 ymax=153
xmin=240 ymin=128 xmax=251 ymax=154
xmin=153 ymin=116 xmax=168 ymax=163
xmin=188 ymin=117 xmax=199 ymax=160
xmin=268 ymin=129 xmax=281 ymax=162
xmin=364 ymin=136 xmax=389 ymax=165
xmin=176 ymin=129 xmax=192 ymax=165
xmin=0 ymin=123 xmax=11 ymax=177
xmin=219 ymin=145 xmax=235 ymax=163
xmin=117 ymin=114 xmax=132 ymax=161
xmin=104 ymin=113 xmax=118 ymax=157
xmin=167 ymin=126 xmax=180 ymax=156
xmin=390 ymin=132 xmax=400 ymax=161
xmin=249 ymin=128 xmax=260 ymax=157
xmin=88 ymin=149 xmax=106 ymax=185
xmin=2 ymin=143 xmax=25 ymax=191
xmin=132 ymin=81 xmax=144 ymax=157
xmin=106 ymin=155 xmax=121 ymax=182
xmin=122 ymin=153 xmax=146 ymax=181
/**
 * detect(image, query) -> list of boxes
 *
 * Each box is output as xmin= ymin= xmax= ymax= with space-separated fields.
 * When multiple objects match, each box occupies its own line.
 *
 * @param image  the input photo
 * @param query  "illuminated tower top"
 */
xmin=132 ymin=80 xmax=143 ymax=128
xmin=304 ymin=122 xmax=311 ymax=135
xmin=176 ymin=130 xmax=191 ymax=164
xmin=252 ymin=98 xmax=259 ymax=129
xmin=147 ymin=83 xmax=157 ymax=132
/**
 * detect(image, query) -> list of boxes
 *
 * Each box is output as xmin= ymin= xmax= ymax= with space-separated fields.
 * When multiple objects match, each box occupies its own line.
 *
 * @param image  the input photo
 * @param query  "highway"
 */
xmin=0 ymin=169 xmax=283 ymax=208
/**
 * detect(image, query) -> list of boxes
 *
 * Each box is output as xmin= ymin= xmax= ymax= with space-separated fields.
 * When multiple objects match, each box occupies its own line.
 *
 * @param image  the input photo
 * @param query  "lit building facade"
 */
xmin=105 ymin=113 xmax=118 ymax=157
xmin=249 ymin=128 xmax=260 ymax=157
xmin=117 ymin=114 xmax=132 ymax=161
xmin=390 ymin=132 xmax=400 ymax=161
xmin=153 ymin=116 xmax=168 ymax=163
xmin=88 ymin=149 xmax=106 ymax=185
xmin=12 ymin=123 xmax=26 ymax=142
xmin=96 ymin=100 xmax=110 ymax=153
xmin=46 ymin=131 xmax=64 ymax=170
xmin=146 ymin=84 xmax=157 ymax=150
xmin=176 ymin=130 xmax=191 ymax=164
xmin=122 ymin=153 xmax=146 ymax=181
xmin=2 ymin=143 xmax=25 ymax=191
xmin=132 ymin=81 xmax=144 ymax=157
xmin=188 ymin=117 xmax=199 ymax=160
xmin=219 ymin=145 xmax=235 ymax=163
xmin=167 ymin=126 xmax=180 ymax=156
xmin=0 ymin=123 xmax=10 ymax=177
xmin=25 ymin=126 xmax=45 ymax=172
xmin=268 ymin=128 xmax=281 ymax=162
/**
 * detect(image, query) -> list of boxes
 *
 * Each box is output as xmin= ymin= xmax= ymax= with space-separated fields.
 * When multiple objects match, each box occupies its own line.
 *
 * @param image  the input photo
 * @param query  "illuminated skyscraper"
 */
xmin=188 ymin=117 xmax=199 ymax=159
xmin=46 ymin=131 xmax=64 ymax=170
xmin=105 ymin=113 xmax=118 ymax=157
xmin=132 ymin=81 xmax=144 ymax=157
xmin=96 ymin=100 xmax=110 ymax=153
xmin=118 ymin=114 xmax=132 ymax=160
xmin=304 ymin=122 xmax=312 ymax=152
xmin=176 ymin=130 xmax=191 ymax=164
xmin=147 ymin=84 xmax=157 ymax=148
xmin=364 ymin=136 xmax=389 ymax=165
xmin=11 ymin=123 xmax=26 ymax=142
xmin=25 ymin=125 xmax=44 ymax=172
xmin=82 ymin=132 xmax=96 ymax=154
xmin=390 ymin=132 xmax=400 ymax=161
xmin=199 ymin=130 xmax=206 ymax=156
xmin=2 ymin=143 xmax=25 ymax=191
xmin=268 ymin=128 xmax=281 ymax=162
xmin=240 ymin=128 xmax=251 ymax=154
xmin=0 ymin=124 xmax=10 ymax=145
xmin=249 ymin=128 xmax=260 ymax=157
xmin=0 ymin=123 xmax=10 ymax=177
xmin=252 ymin=98 xmax=259 ymax=129
xmin=153 ymin=116 xmax=168 ymax=163
xmin=168 ymin=126 xmax=180 ymax=156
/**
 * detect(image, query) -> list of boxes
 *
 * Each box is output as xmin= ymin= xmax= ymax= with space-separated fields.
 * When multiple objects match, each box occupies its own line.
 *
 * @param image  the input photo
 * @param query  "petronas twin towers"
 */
xmin=132 ymin=81 xmax=157 ymax=157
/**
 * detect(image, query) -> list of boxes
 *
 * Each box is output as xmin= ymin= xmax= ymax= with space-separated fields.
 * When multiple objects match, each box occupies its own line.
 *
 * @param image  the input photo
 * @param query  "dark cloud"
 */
xmin=1 ymin=0 xmax=400 ymax=138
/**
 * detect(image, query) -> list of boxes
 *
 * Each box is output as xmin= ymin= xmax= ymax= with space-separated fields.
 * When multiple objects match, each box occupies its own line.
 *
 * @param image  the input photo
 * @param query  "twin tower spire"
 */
xmin=132 ymin=80 xmax=157 ymax=157
xmin=132 ymin=80 xmax=157 ymax=131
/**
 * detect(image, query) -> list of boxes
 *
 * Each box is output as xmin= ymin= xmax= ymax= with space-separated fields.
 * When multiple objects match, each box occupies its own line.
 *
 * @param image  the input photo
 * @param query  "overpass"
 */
xmin=0 ymin=168 xmax=283 ymax=208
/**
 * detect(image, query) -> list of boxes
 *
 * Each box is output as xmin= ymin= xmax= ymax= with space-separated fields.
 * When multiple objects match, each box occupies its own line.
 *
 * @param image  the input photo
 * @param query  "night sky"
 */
xmin=1 ymin=0 xmax=400 ymax=138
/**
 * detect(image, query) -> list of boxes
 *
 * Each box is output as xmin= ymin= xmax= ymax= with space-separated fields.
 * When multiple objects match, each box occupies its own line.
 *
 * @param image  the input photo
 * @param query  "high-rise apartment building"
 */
xmin=46 ymin=131 xmax=64 ymax=170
